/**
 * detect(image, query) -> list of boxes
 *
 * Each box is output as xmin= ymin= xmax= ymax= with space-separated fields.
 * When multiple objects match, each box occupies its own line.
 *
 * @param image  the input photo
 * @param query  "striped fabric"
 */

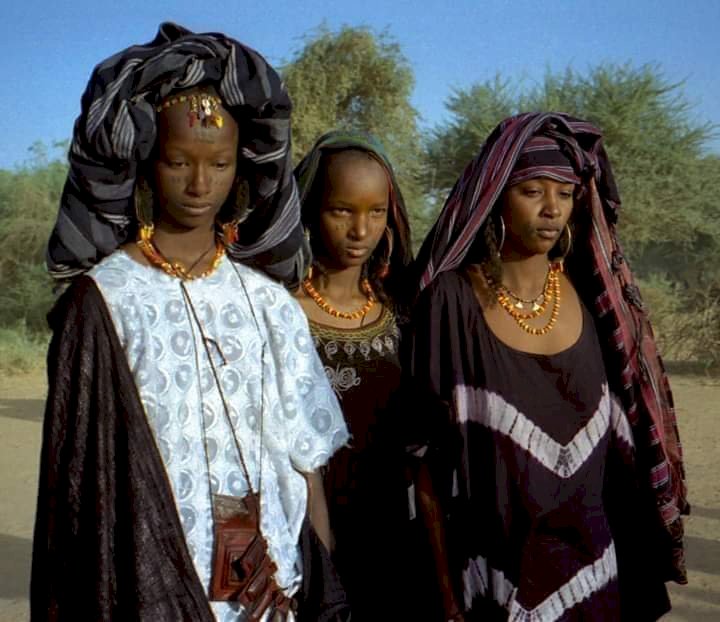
xmin=47 ymin=22 xmax=308 ymax=286
xmin=415 ymin=112 xmax=688 ymax=583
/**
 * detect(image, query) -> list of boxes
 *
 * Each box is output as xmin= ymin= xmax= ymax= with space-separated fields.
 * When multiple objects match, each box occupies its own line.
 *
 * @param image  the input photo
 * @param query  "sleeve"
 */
xmin=402 ymin=275 xmax=466 ymax=506
xmin=262 ymin=292 xmax=349 ymax=473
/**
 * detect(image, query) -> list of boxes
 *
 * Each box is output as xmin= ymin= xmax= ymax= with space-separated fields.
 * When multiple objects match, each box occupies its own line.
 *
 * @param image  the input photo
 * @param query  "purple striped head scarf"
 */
xmin=416 ymin=112 xmax=688 ymax=582
xmin=507 ymin=135 xmax=581 ymax=186
xmin=47 ymin=22 xmax=308 ymax=286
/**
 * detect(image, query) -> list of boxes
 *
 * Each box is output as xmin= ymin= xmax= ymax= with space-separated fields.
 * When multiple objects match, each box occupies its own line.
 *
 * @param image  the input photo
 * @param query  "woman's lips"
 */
xmin=536 ymin=228 xmax=560 ymax=240
xmin=345 ymin=247 xmax=369 ymax=258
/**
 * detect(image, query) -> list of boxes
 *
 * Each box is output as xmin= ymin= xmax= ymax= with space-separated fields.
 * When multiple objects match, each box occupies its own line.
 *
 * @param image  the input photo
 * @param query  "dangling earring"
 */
xmin=557 ymin=223 xmax=573 ymax=265
xmin=134 ymin=177 xmax=154 ymax=239
xmin=221 ymin=219 xmax=240 ymax=246
xmin=496 ymin=216 xmax=506 ymax=258
xmin=376 ymin=226 xmax=394 ymax=280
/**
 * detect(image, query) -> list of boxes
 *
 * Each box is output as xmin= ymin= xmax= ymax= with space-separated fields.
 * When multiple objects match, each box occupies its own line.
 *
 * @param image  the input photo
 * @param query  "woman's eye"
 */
xmin=214 ymin=162 xmax=229 ymax=170
xmin=168 ymin=160 xmax=187 ymax=168
xmin=371 ymin=207 xmax=387 ymax=216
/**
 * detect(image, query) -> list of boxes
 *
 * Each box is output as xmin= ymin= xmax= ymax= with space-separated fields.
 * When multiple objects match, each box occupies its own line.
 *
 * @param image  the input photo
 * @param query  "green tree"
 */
xmin=282 ymin=25 xmax=430 ymax=243
xmin=0 ymin=141 xmax=68 ymax=332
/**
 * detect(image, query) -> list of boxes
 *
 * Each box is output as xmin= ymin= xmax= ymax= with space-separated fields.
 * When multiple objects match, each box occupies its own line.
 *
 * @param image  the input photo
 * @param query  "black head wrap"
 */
xmin=47 ymin=22 xmax=308 ymax=286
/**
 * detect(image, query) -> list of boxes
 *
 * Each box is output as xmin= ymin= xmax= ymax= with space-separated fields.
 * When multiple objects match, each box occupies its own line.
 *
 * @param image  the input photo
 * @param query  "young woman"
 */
xmin=293 ymin=132 xmax=416 ymax=618
xmin=32 ymin=24 xmax=348 ymax=622
xmin=408 ymin=113 xmax=687 ymax=621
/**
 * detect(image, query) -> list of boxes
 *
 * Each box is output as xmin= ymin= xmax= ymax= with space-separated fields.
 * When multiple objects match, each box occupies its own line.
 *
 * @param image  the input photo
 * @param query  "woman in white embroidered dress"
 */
xmin=32 ymin=24 xmax=348 ymax=622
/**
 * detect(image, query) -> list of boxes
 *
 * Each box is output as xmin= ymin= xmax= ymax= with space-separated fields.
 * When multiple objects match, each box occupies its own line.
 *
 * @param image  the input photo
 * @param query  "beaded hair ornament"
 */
xmin=156 ymin=92 xmax=224 ymax=128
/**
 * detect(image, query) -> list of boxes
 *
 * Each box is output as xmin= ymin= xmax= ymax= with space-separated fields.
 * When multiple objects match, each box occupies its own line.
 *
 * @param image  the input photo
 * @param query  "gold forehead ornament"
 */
xmin=156 ymin=93 xmax=224 ymax=128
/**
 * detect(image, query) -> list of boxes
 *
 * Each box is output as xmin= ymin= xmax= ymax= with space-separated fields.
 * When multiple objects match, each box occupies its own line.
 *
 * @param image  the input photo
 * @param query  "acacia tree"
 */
xmin=282 ymin=26 xmax=430 ymax=242
xmin=424 ymin=64 xmax=720 ymax=282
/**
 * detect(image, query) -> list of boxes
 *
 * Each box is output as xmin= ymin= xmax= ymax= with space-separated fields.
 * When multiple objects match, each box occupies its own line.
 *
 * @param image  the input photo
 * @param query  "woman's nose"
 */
xmin=187 ymin=165 xmax=210 ymax=196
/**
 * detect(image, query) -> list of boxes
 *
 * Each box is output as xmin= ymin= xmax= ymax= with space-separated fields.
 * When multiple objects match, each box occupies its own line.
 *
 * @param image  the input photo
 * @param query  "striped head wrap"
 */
xmin=47 ymin=22 xmax=308 ymax=286
xmin=416 ymin=112 xmax=688 ymax=582
xmin=294 ymin=130 xmax=413 ymax=306
xmin=508 ymin=135 xmax=581 ymax=186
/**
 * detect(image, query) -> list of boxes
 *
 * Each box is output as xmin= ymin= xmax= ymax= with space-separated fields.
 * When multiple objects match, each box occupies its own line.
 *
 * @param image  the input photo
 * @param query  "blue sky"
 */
xmin=1 ymin=0 xmax=718 ymax=169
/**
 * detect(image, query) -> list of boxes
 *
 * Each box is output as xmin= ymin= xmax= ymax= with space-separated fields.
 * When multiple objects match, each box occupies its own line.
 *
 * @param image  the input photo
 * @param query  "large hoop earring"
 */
xmin=558 ymin=223 xmax=573 ymax=264
xmin=376 ymin=226 xmax=394 ymax=280
xmin=496 ymin=216 xmax=506 ymax=258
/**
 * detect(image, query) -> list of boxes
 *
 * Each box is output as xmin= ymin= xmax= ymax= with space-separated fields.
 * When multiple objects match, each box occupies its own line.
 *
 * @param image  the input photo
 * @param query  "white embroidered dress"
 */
xmin=89 ymin=251 xmax=348 ymax=622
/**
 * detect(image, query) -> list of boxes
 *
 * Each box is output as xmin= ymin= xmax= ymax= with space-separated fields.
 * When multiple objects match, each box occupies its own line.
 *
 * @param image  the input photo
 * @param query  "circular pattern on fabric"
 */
xmin=165 ymin=299 xmax=186 ymax=324
xmin=175 ymin=364 xmax=194 ymax=392
xmin=255 ymin=287 xmax=277 ymax=308
xmin=202 ymin=403 xmax=218 ymax=431
xmin=220 ymin=335 xmax=244 ymax=362
xmin=295 ymin=375 xmax=314 ymax=397
xmin=293 ymin=433 xmax=315 ymax=457
xmin=170 ymin=330 xmax=192 ymax=357
xmin=144 ymin=303 xmax=159 ymax=327
xmin=311 ymin=408 xmax=333 ymax=434
xmin=227 ymin=471 xmax=249 ymax=496
xmin=95 ymin=267 xmax=128 ymax=289
xmin=294 ymin=330 xmax=312 ymax=354
xmin=178 ymin=470 xmax=195 ymax=500
xmin=221 ymin=368 xmax=241 ymax=395
xmin=220 ymin=302 xmax=245 ymax=329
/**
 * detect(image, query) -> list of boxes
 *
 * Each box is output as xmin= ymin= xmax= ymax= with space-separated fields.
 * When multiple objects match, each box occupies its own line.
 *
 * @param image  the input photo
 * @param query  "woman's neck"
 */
xmin=311 ymin=262 xmax=365 ymax=303
xmin=152 ymin=221 xmax=216 ymax=266
xmin=499 ymin=253 xmax=551 ymax=299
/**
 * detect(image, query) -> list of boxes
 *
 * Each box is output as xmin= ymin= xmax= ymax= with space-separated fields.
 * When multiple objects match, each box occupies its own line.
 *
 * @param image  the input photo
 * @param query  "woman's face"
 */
xmin=500 ymin=177 xmax=575 ymax=258
xmin=317 ymin=151 xmax=389 ymax=270
xmin=152 ymin=97 xmax=239 ymax=230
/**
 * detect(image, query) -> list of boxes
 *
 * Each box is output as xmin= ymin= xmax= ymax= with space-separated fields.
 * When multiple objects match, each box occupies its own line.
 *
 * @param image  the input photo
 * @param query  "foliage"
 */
xmin=424 ymin=63 xmax=720 ymax=299
xmin=0 ymin=324 xmax=48 ymax=375
xmin=282 ymin=25 xmax=431 ymax=244
xmin=0 ymin=141 xmax=67 ymax=333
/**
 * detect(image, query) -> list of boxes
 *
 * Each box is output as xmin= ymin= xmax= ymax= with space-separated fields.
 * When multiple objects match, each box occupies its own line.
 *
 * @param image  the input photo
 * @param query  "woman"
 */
xmin=408 ymin=113 xmax=687 ymax=621
xmin=32 ymin=23 xmax=348 ymax=622
xmin=293 ymin=132 xmax=417 ymax=618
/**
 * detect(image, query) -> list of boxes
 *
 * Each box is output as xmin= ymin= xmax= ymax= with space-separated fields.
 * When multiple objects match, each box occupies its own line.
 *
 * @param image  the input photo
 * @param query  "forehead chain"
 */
xmin=156 ymin=93 xmax=224 ymax=129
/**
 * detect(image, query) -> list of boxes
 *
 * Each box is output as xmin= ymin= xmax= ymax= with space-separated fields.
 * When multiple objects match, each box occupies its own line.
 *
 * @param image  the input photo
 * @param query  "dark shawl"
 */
xmin=413 ymin=112 xmax=687 ymax=583
xmin=31 ymin=276 xmax=349 ymax=621
xmin=47 ymin=22 xmax=307 ymax=286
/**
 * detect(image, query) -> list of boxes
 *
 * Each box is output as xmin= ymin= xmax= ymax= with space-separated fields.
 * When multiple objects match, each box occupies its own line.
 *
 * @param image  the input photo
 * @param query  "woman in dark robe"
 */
xmin=31 ymin=23 xmax=350 ymax=622
xmin=407 ymin=113 xmax=688 ymax=621
xmin=293 ymin=131 xmax=420 ymax=619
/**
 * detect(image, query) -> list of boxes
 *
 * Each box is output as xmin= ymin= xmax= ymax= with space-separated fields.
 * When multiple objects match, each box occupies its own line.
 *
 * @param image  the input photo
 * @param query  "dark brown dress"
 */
xmin=309 ymin=306 xmax=417 ymax=619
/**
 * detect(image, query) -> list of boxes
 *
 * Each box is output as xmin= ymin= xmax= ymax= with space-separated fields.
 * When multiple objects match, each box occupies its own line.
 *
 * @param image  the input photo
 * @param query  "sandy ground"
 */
xmin=0 ymin=370 xmax=718 ymax=621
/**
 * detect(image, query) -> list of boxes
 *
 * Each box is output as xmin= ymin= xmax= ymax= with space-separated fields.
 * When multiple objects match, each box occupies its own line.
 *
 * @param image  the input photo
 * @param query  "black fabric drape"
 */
xmin=31 ymin=275 xmax=216 ymax=621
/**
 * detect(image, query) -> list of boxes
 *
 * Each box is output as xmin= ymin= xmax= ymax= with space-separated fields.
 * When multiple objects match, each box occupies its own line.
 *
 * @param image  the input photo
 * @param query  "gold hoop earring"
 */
xmin=558 ymin=223 xmax=573 ymax=264
xmin=376 ymin=226 xmax=394 ymax=280
xmin=496 ymin=217 xmax=506 ymax=258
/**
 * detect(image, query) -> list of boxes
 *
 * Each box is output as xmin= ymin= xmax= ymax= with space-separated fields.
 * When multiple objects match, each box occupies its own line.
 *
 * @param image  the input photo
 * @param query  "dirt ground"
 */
xmin=0 ymin=370 xmax=718 ymax=621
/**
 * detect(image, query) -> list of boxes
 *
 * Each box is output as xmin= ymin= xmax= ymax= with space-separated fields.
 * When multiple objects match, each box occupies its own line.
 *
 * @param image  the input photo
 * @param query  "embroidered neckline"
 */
xmin=308 ymin=304 xmax=396 ymax=341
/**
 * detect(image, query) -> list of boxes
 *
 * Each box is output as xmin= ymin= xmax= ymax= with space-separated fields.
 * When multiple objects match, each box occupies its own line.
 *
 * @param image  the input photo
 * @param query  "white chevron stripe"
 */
xmin=462 ymin=542 xmax=618 ymax=621
xmin=454 ymin=383 xmax=633 ymax=478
